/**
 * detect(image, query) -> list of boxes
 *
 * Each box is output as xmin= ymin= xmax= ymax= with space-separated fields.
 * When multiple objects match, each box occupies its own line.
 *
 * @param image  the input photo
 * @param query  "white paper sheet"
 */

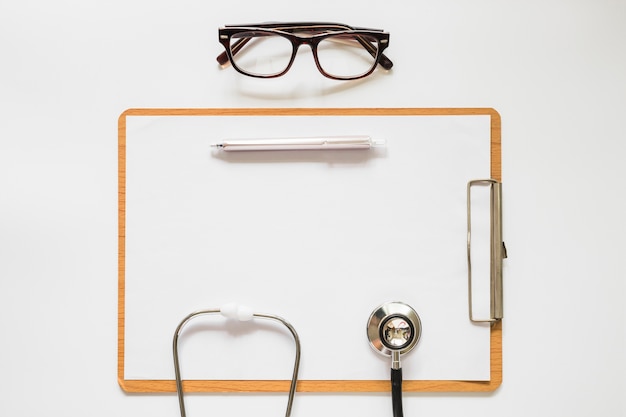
xmin=123 ymin=113 xmax=492 ymax=382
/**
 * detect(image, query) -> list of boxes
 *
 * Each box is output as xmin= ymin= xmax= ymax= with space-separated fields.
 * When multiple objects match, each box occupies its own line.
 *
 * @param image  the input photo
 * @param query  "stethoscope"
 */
xmin=366 ymin=301 xmax=422 ymax=417
xmin=173 ymin=301 xmax=420 ymax=417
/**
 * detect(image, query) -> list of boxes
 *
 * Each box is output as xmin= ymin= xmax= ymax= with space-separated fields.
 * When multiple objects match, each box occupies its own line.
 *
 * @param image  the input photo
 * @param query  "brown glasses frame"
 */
xmin=217 ymin=22 xmax=392 ymax=80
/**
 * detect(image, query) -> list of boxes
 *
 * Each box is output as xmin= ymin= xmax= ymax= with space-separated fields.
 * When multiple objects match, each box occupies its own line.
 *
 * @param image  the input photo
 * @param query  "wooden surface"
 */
xmin=118 ymin=107 xmax=502 ymax=393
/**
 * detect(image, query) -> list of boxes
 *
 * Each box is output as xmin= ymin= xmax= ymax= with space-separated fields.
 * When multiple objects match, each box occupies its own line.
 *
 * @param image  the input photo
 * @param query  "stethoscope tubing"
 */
xmin=391 ymin=367 xmax=404 ymax=417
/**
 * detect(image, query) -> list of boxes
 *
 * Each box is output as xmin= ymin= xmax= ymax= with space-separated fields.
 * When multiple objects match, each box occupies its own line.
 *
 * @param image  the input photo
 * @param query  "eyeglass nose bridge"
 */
xmin=288 ymin=37 xmax=329 ymax=78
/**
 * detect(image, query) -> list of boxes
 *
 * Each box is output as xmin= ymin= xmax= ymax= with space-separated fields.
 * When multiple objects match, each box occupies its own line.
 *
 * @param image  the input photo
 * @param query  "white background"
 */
xmin=0 ymin=1 xmax=624 ymax=417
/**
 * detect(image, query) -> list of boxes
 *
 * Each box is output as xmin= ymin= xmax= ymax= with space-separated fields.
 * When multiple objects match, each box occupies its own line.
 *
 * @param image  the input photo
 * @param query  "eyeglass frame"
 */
xmin=217 ymin=22 xmax=393 ymax=80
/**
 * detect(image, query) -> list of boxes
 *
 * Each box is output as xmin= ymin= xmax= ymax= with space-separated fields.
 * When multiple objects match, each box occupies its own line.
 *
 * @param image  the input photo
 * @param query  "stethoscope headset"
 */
xmin=173 ymin=301 xmax=421 ymax=417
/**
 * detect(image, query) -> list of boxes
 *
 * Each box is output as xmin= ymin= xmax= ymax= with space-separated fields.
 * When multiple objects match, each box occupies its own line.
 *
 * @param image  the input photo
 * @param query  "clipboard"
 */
xmin=118 ymin=107 xmax=503 ymax=393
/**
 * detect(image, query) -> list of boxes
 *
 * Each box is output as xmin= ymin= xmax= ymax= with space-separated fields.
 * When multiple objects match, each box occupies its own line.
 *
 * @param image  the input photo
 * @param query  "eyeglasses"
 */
xmin=217 ymin=22 xmax=393 ymax=80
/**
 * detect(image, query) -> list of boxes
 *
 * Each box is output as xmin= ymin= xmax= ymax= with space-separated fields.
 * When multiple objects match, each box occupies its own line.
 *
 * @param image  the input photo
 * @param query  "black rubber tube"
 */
xmin=391 ymin=367 xmax=403 ymax=417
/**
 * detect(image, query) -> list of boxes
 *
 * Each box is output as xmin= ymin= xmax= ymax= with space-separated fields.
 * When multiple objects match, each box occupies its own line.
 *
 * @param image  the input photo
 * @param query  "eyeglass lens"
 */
xmin=231 ymin=32 xmax=293 ymax=77
xmin=229 ymin=31 xmax=380 ymax=79
xmin=316 ymin=34 xmax=379 ymax=79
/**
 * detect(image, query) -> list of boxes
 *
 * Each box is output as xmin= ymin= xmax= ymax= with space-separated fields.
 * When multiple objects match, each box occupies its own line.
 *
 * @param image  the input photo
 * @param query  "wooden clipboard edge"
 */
xmin=117 ymin=107 xmax=502 ymax=393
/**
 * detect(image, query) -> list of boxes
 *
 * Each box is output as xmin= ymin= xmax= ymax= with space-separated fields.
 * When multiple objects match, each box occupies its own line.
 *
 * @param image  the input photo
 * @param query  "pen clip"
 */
xmin=467 ymin=179 xmax=506 ymax=323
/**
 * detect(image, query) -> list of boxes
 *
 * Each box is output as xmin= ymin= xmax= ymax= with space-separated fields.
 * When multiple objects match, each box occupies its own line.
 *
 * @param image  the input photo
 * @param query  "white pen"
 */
xmin=211 ymin=135 xmax=385 ymax=151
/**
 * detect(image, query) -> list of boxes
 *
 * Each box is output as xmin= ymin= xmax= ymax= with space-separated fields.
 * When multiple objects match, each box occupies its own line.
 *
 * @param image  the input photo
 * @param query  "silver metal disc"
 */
xmin=366 ymin=301 xmax=421 ymax=357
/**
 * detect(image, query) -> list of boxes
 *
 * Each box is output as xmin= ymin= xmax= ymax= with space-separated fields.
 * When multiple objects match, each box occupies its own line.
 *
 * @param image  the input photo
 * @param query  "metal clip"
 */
xmin=467 ymin=179 xmax=506 ymax=323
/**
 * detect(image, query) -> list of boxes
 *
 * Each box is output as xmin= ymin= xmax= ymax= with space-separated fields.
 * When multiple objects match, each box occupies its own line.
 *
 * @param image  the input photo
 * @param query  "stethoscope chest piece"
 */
xmin=367 ymin=301 xmax=421 ymax=417
xmin=367 ymin=301 xmax=421 ymax=358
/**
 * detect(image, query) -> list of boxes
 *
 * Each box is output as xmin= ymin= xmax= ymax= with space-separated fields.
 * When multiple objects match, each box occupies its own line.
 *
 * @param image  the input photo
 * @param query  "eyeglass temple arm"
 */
xmin=216 ymin=35 xmax=393 ymax=70
xmin=352 ymin=35 xmax=393 ymax=69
